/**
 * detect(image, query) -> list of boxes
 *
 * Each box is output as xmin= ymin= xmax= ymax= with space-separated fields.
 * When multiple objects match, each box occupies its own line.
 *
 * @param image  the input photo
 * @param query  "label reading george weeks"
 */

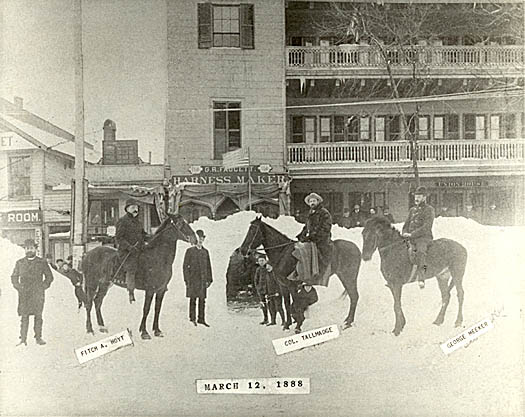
xmin=75 ymin=329 xmax=133 ymax=364
xmin=441 ymin=317 xmax=494 ymax=354
xmin=272 ymin=324 xmax=340 ymax=355
xmin=196 ymin=378 xmax=310 ymax=394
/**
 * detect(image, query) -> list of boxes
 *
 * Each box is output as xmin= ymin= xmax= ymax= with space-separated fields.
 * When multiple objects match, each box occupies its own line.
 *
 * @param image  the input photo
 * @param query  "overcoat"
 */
xmin=298 ymin=204 xmax=332 ymax=243
xmin=402 ymin=202 xmax=435 ymax=241
xmin=183 ymin=246 xmax=213 ymax=298
xmin=11 ymin=256 xmax=53 ymax=316
xmin=253 ymin=266 xmax=280 ymax=297
xmin=115 ymin=213 xmax=147 ymax=255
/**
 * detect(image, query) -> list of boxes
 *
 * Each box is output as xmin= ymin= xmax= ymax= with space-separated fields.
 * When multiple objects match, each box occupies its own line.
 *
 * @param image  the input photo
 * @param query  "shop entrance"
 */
xmin=442 ymin=192 xmax=463 ymax=216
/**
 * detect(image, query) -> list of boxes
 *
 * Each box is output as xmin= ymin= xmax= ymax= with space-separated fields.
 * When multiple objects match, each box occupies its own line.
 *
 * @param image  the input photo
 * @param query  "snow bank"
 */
xmin=1 ymin=214 xmax=523 ymax=416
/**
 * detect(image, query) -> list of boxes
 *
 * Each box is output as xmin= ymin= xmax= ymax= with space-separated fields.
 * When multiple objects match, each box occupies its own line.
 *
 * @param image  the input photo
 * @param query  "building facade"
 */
xmin=165 ymin=0 xmax=524 ymax=225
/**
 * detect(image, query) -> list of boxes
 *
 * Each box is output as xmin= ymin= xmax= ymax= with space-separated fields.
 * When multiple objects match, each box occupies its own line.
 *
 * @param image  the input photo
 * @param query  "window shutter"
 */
xmin=240 ymin=4 xmax=254 ymax=49
xmin=198 ymin=3 xmax=212 ymax=49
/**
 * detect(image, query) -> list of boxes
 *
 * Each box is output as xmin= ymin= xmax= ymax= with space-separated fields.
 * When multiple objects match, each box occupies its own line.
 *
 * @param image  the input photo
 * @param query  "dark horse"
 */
xmin=82 ymin=213 xmax=196 ymax=339
xmin=361 ymin=216 xmax=468 ymax=336
xmin=240 ymin=216 xmax=362 ymax=330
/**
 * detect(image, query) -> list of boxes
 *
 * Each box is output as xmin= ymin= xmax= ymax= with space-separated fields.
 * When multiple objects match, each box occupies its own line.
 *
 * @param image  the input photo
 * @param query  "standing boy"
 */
xmin=11 ymin=239 xmax=54 ymax=346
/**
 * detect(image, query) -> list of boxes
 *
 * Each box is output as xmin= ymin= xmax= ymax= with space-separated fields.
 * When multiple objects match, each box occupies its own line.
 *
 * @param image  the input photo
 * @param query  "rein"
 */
xmin=377 ymin=235 xmax=409 ymax=254
xmin=248 ymin=222 xmax=296 ymax=253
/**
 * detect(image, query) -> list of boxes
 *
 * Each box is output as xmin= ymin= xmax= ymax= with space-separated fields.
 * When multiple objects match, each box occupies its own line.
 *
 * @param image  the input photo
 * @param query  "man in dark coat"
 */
xmin=291 ymin=284 xmax=318 ymax=334
xmin=338 ymin=208 xmax=352 ymax=229
xmin=402 ymin=186 xmax=435 ymax=289
xmin=297 ymin=192 xmax=332 ymax=274
xmin=183 ymin=229 xmax=213 ymax=327
xmin=349 ymin=204 xmax=366 ymax=228
xmin=116 ymin=199 xmax=147 ymax=303
xmin=11 ymin=239 xmax=54 ymax=346
xmin=383 ymin=206 xmax=395 ymax=224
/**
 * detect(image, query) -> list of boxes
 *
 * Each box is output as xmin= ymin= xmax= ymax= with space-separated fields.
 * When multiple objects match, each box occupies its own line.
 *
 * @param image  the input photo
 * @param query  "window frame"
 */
xmin=213 ymin=100 xmax=242 ymax=159
xmin=8 ymin=154 xmax=31 ymax=199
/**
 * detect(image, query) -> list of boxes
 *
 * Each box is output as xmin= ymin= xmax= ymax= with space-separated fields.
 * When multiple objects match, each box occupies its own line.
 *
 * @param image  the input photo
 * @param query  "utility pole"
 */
xmin=410 ymin=104 xmax=421 ymax=188
xmin=72 ymin=0 xmax=86 ymax=270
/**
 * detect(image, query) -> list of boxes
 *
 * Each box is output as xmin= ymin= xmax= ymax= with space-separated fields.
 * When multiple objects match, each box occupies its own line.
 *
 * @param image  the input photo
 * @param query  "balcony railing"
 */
xmin=287 ymin=140 xmax=525 ymax=165
xmin=287 ymin=45 xmax=524 ymax=70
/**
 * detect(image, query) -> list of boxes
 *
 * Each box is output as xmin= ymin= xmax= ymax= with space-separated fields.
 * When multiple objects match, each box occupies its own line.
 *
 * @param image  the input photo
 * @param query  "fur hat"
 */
xmin=304 ymin=192 xmax=323 ymax=205
xmin=414 ymin=186 xmax=428 ymax=196
xmin=23 ymin=239 xmax=36 ymax=248
xmin=124 ymin=198 xmax=139 ymax=212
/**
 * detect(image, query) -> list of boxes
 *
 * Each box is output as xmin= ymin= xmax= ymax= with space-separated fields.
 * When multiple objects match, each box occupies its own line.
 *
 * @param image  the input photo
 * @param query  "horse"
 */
xmin=81 ymin=213 xmax=196 ymax=339
xmin=361 ymin=216 xmax=468 ymax=336
xmin=226 ymin=248 xmax=295 ymax=329
xmin=239 ymin=216 xmax=362 ymax=331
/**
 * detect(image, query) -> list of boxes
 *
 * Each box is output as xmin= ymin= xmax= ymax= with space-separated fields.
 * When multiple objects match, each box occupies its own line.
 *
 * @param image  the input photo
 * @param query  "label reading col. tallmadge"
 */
xmin=75 ymin=329 xmax=133 ymax=364
xmin=272 ymin=324 xmax=340 ymax=355
xmin=441 ymin=317 xmax=494 ymax=354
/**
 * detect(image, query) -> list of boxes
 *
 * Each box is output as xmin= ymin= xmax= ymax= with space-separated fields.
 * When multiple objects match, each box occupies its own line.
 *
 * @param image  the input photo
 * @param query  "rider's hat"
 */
xmin=414 ymin=186 xmax=428 ymax=196
xmin=124 ymin=198 xmax=139 ymax=212
xmin=23 ymin=239 xmax=36 ymax=248
xmin=304 ymin=192 xmax=323 ymax=205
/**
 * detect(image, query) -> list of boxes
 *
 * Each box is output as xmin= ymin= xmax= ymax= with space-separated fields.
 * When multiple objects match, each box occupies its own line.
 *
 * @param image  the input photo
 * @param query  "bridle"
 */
xmin=245 ymin=221 xmax=295 ymax=256
xmin=148 ymin=215 xmax=193 ymax=246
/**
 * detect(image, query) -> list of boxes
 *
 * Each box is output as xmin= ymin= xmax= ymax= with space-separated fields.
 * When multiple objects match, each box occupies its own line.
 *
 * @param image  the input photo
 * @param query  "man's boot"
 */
xmin=34 ymin=315 xmax=46 ymax=345
xmin=126 ymin=271 xmax=136 ymax=304
xmin=17 ymin=316 xmax=29 ymax=346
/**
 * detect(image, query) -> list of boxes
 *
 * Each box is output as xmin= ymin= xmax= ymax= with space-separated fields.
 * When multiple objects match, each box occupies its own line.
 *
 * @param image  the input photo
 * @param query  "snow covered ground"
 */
xmin=1 ymin=213 xmax=523 ymax=416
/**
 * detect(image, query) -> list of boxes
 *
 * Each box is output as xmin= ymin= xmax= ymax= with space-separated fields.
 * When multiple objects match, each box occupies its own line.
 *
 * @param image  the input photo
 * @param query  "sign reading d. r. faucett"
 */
xmin=272 ymin=324 xmax=340 ymax=355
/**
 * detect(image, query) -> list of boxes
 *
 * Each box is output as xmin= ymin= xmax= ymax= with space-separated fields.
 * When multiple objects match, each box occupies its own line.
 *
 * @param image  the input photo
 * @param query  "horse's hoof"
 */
xmin=283 ymin=326 xmax=290 ymax=331
xmin=154 ymin=330 xmax=164 ymax=337
xmin=99 ymin=326 xmax=108 ymax=333
xmin=392 ymin=329 xmax=401 ymax=336
xmin=454 ymin=321 xmax=462 ymax=328
xmin=433 ymin=320 xmax=443 ymax=326
xmin=87 ymin=329 xmax=94 ymax=335
xmin=342 ymin=322 xmax=352 ymax=330
xmin=141 ymin=331 xmax=152 ymax=340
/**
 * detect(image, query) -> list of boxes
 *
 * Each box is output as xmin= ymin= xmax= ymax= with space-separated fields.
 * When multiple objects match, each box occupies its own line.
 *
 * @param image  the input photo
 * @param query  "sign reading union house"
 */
xmin=172 ymin=165 xmax=288 ymax=186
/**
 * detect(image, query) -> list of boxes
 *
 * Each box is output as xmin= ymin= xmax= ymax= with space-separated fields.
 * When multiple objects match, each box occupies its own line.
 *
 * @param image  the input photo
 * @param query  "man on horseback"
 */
xmin=402 ymin=186 xmax=435 ymax=289
xmin=297 ymin=193 xmax=332 ymax=275
xmin=116 ymin=199 xmax=148 ymax=304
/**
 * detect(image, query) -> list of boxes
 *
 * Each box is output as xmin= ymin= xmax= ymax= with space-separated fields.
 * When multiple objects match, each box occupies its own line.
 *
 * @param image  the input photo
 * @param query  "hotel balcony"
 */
xmin=287 ymin=140 xmax=525 ymax=178
xmin=286 ymin=45 xmax=524 ymax=78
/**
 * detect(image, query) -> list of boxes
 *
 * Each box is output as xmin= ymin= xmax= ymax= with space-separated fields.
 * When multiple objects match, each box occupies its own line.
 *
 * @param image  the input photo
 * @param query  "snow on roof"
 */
xmin=0 ymin=114 xmax=100 ymax=163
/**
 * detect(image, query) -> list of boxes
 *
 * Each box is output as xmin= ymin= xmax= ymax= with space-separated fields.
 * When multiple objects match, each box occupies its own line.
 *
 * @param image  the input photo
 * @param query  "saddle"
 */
xmin=111 ymin=253 xmax=147 ymax=291
xmin=287 ymin=241 xmax=332 ymax=287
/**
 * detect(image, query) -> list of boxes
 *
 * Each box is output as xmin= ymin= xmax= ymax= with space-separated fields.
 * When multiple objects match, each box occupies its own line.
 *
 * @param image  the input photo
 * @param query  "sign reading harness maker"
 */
xmin=75 ymin=329 xmax=133 ymax=364
xmin=273 ymin=324 xmax=340 ymax=355
xmin=172 ymin=165 xmax=288 ymax=185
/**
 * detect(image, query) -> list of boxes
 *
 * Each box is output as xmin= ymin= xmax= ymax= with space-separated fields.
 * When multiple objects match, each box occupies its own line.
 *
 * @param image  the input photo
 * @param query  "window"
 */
xmin=304 ymin=117 xmax=316 ymax=143
xmin=8 ymin=155 xmax=31 ymax=198
xmin=447 ymin=114 xmax=459 ymax=140
xmin=360 ymin=117 xmax=370 ymax=141
xmin=490 ymin=115 xmax=500 ymax=140
xmin=387 ymin=115 xmax=401 ymax=141
xmin=502 ymin=113 xmax=516 ymax=138
xmin=334 ymin=116 xmax=345 ymax=142
xmin=375 ymin=117 xmax=385 ymax=142
xmin=290 ymin=116 xmax=316 ymax=143
xmin=88 ymin=200 xmax=119 ymax=226
xmin=434 ymin=116 xmax=444 ymax=140
xmin=214 ymin=101 xmax=241 ymax=159
xmin=291 ymin=116 xmax=304 ymax=143
xmin=417 ymin=116 xmax=429 ymax=140
xmin=464 ymin=114 xmax=485 ymax=140
xmin=198 ymin=3 xmax=254 ymax=49
xmin=320 ymin=117 xmax=331 ymax=142
xmin=347 ymin=116 xmax=359 ymax=141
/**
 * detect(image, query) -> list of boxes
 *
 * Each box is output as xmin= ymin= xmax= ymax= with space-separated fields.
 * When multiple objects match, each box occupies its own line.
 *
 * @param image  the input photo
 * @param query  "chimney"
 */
xmin=13 ymin=96 xmax=23 ymax=109
xmin=103 ymin=119 xmax=116 ymax=141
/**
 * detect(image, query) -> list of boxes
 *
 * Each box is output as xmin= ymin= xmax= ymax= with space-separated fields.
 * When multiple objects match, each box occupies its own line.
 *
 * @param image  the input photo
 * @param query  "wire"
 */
xmin=0 ymin=138 xmax=72 ymax=172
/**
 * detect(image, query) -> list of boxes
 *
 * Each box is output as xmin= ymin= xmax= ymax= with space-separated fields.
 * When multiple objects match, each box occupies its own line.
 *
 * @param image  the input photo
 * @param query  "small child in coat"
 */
xmin=254 ymin=256 xmax=285 ymax=326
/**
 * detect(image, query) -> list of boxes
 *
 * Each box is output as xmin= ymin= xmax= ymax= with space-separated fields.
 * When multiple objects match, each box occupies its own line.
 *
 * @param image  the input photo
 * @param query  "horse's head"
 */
xmin=166 ymin=213 xmax=197 ymax=245
xmin=240 ymin=215 xmax=264 ymax=257
xmin=361 ymin=216 xmax=391 ymax=261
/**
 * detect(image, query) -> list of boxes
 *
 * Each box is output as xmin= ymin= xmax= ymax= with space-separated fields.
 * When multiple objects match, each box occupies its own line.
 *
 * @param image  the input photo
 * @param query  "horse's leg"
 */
xmin=85 ymin=285 xmax=95 ymax=335
xmin=433 ymin=270 xmax=452 ymax=326
xmin=152 ymin=290 xmax=167 ymax=337
xmin=338 ymin=267 xmax=360 ymax=330
xmin=281 ymin=285 xmax=292 ymax=330
xmin=94 ymin=282 xmax=110 ymax=333
xmin=139 ymin=290 xmax=154 ymax=340
xmin=389 ymin=283 xmax=406 ymax=336
xmin=453 ymin=276 xmax=465 ymax=327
